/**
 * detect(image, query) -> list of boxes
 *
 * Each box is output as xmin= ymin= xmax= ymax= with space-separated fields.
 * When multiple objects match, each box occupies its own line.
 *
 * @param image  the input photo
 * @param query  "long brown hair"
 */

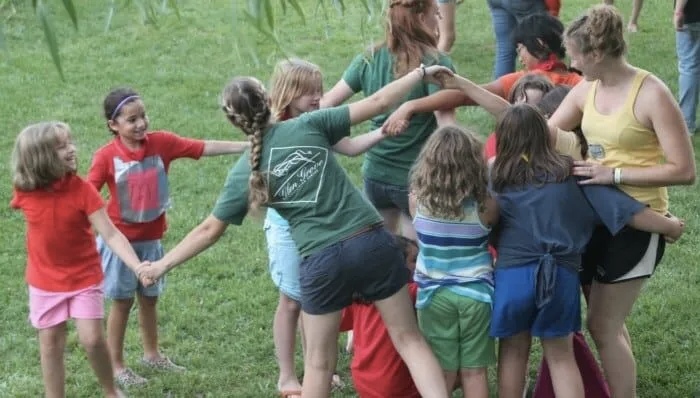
xmin=410 ymin=125 xmax=488 ymax=219
xmin=220 ymin=77 xmax=272 ymax=210
xmin=491 ymin=104 xmax=571 ymax=192
xmin=379 ymin=0 xmax=439 ymax=77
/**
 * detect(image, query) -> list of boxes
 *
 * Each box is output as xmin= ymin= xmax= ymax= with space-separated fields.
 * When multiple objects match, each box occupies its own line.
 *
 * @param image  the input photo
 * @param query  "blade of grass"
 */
xmin=60 ymin=0 xmax=78 ymax=29
xmin=36 ymin=0 xmax=64 ymax=80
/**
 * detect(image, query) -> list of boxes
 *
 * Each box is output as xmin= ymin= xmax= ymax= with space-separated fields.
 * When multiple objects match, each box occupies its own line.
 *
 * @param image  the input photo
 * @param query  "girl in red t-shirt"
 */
xmin=88 ymin=88 xmax=250 ymax=387
xmin=10 ymin=121 xmax=148 ymax=398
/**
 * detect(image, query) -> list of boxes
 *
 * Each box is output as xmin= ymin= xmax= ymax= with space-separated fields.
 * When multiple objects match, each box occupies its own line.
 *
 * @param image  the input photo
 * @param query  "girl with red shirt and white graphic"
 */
xmin=87 ymin=88 xmax=249 ymax=387
xmin=11 ymin=121 xmax=147 ymax=398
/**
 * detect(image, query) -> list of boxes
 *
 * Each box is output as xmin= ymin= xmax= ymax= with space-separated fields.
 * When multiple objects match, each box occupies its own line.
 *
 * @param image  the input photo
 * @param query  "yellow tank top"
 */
xmin=581 ymin=69 xmax=668 ymax=213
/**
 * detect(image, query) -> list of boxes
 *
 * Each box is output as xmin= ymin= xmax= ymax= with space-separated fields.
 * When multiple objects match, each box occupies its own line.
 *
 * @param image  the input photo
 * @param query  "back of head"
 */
xmin=410 ymin=124 xmax=487 ymax=219
xmin=221 ymin=77 xmax=273 ymax=210
xmin=565 ymin=5 xmax=626 ymax=58
xmin=537 ymin=85 xmax=589 ymax=159
xmin=12 ymin=122 xmax=71 ymax=191
xmin=513 ymin=13 xmax=566 ymax=60
xmin=104 ymin=87 xmax=140 ymax=133
xmin=492 ymin=104 xmax=571 ymax=192
xmin=509 ymin=73 xmax=555 ymax=104
xmin=385 ymin=0 xmax=439 ymax=77
xmin=269 ymin=58 xmax=323 ymax=121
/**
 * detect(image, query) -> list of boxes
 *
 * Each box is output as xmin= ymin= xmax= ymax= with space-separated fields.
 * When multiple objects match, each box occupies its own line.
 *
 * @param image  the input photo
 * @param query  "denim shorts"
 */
xmin=97 ymin=236 xmax=164 ymax=300
xmin=263 ymin=217 xmax=303 ymax=302
xmin=299 ymin=226 xmax=410 ymax=315
xmin=491 ymin=262 xmax=581 ymax=339
xmin=363 ymin=177 xmax=411 ymax=216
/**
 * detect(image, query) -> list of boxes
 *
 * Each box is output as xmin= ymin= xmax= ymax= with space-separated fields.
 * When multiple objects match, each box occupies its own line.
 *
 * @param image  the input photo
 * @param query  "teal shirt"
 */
xmin=212 ymin=106 xmax=382 ymax=257
xmin=342 ymin=46 xmax=455 ymax=186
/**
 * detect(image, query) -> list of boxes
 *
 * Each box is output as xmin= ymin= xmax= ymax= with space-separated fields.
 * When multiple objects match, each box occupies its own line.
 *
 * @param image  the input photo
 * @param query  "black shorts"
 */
xmin=580 ymin=225 xmax=666 ymax=285
xmin=299 ymin=226 xmax=410 ymax=315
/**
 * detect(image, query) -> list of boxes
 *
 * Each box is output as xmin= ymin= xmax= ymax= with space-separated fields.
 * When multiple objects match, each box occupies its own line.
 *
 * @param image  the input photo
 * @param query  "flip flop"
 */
xmin=279 ymin=391 xmax=302 ymax=398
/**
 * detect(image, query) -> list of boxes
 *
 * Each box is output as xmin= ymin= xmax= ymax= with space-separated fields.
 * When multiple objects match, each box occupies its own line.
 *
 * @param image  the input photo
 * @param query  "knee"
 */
xmin=387 ymin=326 xmax=424 ymax=349
xmin=79 ymin=331 xmax=106 ymax=353
xmin=587 ymin=317 xmax=618 ymax=348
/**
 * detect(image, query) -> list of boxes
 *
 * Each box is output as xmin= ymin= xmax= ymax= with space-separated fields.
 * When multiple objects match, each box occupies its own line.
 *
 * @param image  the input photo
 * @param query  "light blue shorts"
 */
xmin=263 ymin=217 xmax=302 ymax=302
xmin=97 ymin=236 xmax=165 ymax=300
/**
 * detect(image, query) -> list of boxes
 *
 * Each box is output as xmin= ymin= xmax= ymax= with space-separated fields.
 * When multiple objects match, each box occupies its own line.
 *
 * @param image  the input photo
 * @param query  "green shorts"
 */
xmin=417 ymin=289 xmax=496 ymax=371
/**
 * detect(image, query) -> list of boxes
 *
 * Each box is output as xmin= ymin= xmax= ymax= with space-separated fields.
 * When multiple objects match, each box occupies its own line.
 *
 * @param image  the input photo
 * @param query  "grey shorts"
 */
xmin=97 ymin=236 xmax=165 ymax=299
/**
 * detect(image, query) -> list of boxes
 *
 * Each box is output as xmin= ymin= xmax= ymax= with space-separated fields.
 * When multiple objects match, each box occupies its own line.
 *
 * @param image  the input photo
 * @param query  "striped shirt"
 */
xmin=413 ymin=200 xmax=494 ymax=309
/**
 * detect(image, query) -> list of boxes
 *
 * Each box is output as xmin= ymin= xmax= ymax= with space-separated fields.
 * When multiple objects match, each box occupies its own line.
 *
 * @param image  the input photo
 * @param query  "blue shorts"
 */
xmin=363 ymin=177 xmax=411 ymax=216
xmin=490 ymin=262 xmax=581 ymax=339
xmin=264 ymin=217 xmax=303 ymax=302
xmin=97 ymin=237 xmax=165 ymax=300
xmin=299 ymin=226 xmax=409 ymax=315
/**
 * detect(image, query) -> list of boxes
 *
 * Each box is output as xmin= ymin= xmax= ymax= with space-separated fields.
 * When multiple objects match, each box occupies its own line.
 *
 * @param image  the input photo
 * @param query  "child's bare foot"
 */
xmin=627 ymin=23 xmax=638 ymax=32
xmin=278 ymin=380 xmax=302 ymax=398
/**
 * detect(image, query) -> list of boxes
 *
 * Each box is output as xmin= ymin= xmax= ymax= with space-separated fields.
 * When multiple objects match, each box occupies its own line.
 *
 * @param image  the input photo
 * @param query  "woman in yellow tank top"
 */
xmin=545 ymin=5 xmax=696 ymax=398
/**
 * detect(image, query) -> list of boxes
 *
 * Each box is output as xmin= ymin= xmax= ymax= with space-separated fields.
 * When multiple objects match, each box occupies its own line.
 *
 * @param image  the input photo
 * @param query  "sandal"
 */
xmin=115 ymin=368 xmax=148 ymax=387
xmin=141 ymin=356 xmax=186 ymax=372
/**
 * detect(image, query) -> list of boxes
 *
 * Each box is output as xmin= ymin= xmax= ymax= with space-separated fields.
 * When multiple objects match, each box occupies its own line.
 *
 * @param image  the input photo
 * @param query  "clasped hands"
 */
xmin=383 ymin=67 xmax=460 ymax=137
xmin=134 ymin=261 xmax=167 ymax=287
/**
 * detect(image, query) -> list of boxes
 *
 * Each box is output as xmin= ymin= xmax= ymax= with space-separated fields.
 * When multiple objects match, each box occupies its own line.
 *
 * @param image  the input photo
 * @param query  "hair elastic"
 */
xmin=110 ymin=95 xmax=140 ymax=120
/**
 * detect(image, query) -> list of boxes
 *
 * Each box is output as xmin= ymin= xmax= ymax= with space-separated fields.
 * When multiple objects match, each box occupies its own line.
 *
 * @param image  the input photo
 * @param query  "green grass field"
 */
xmin=0 ymin=0 xmax=698 ymax=397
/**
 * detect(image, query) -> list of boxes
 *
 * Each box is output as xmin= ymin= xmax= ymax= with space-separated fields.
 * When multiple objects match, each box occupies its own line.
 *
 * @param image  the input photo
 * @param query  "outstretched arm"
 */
xmin=322 ymin=80 xmax=356 ymax=108
xmin=333 ymin=128 xmax=385 ymax=157
xmin=452 ymin=75 xmax=510 ymax=117
xmin=142 ymin=215 xmax=229 ymax=281
xmin=347 ymin=65 xmax=453 ymax=125
xmin=202 ymin=140 xmax=250 ymax=156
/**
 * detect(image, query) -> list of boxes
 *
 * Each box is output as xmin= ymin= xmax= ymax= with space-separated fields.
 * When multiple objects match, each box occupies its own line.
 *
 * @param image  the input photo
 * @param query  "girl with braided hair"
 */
xmin=142 ymin=64 xmax=456 ymax=398
xmin=323 ymin=0 xmax=456 ymax=243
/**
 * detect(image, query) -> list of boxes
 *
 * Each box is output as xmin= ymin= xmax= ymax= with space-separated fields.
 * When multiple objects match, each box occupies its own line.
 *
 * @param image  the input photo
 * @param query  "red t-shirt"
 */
xmin=87 ymin=131 xmax=205 ymax=241
xmin=340 ymin=283 xmax=420 ymax=398
xmin=11 ymin=174 xmax=105 ymax=292
xmin=498 ymin=70 xmax=582 ymax=102
xmin=545 ymin=0 xmax=561 ymax=16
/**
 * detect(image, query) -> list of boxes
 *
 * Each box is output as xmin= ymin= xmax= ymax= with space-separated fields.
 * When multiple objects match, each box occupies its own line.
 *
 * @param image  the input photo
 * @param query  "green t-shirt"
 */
xmin=342 ymin=46 xmax=455 ymax=186
xmin=211 ymin=106 xmax=382 ymax=257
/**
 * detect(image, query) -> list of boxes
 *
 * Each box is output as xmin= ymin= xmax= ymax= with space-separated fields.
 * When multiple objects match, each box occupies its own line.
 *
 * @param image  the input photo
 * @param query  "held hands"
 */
xmin=572 ymin=160 xmax=614 ymax=185
xmin=135 ymin=260 xmax=167 ymax=287
xmin=663 ymin=214 xmax=685 ymax=244
xmin=418 ymin=65 xmax=455 ymax=88
xmin=382 ymin=104 xmax=413 ymax=136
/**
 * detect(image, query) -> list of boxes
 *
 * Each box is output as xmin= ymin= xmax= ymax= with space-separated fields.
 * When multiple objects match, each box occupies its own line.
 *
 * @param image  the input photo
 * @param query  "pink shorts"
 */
xmin=28 ymin=283 xmax=104 ymax=329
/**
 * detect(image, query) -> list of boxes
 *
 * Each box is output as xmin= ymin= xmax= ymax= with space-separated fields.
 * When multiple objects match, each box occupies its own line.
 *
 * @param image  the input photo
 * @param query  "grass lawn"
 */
xmin=0 ymin=0 xmax=698 ymax=397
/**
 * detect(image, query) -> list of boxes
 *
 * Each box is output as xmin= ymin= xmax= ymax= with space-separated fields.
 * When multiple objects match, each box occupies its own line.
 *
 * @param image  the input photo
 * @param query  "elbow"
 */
xmin=199 ymin=218 xmax=226 ymax=245
xmin=681 ymin=167 xmax=696 ymax=185
xmin=371 ymin=95 xmax=392 ymax=114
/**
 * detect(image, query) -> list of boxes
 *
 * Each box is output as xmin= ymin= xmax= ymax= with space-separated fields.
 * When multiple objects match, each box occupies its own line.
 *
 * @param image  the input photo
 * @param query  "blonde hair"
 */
xmin=565 ymin=5 xmax=626 ymax=58
xmin=410 ymin=125 xmax=488 ymax=219
xmin=12 ymin=122 xmax=72 ymax=191
xmin=269 ymin=58 xmax=323 ymax=122
xmin=221 ymin=77 xmax=272 ymax=210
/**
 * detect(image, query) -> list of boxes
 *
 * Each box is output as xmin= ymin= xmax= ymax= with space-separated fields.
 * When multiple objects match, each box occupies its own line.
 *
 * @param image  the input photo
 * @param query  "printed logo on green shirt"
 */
xmin=269 ymin=146 xmax=328 ymax=204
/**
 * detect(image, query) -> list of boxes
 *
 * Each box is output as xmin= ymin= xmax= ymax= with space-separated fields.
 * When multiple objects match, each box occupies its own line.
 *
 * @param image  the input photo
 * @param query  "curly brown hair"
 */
xmin=410 ymin=125 xmax=488 ymax=219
